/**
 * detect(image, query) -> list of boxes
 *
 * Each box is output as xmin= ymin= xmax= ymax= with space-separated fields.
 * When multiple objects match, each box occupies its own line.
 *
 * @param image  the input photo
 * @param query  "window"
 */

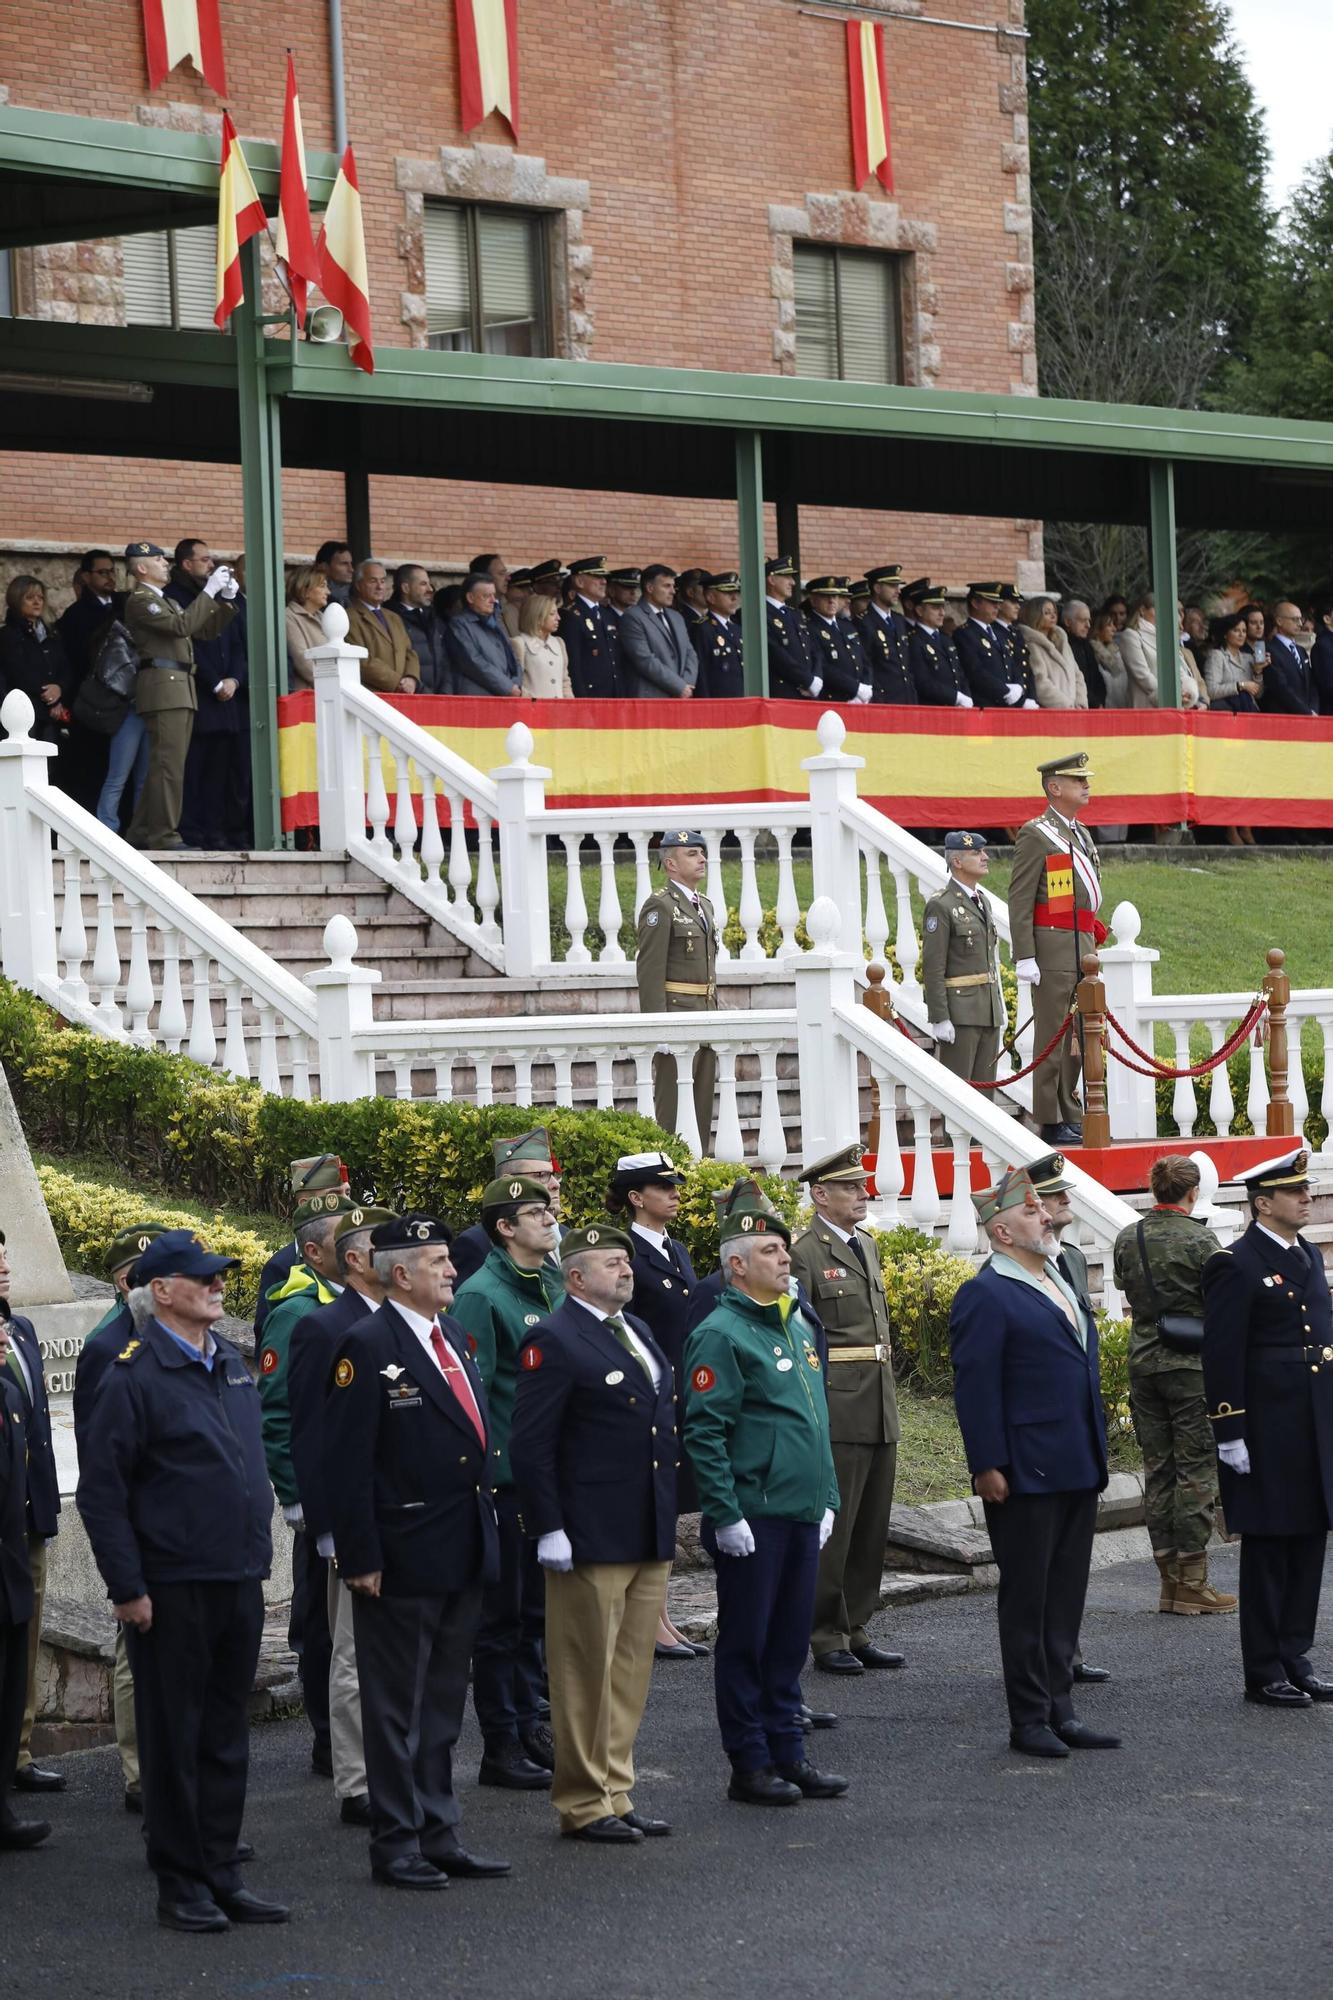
xmin=792 ymin=244 xmax=904 ymax=385
xmin=121 ymin=227 xmax=217 ymax=331
xmin=422 ymin=203 xmax=549 ymax=356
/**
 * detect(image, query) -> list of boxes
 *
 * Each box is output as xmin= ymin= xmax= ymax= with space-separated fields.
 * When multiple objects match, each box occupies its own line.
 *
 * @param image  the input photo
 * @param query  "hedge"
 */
xmin=37 ymin=1164 xmax=271 ymax=1320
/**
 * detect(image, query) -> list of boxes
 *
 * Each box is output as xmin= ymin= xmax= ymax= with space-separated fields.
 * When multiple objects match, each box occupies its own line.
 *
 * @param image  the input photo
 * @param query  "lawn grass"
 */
xmin=894 ymin=1390 xmax=976 ymax=1506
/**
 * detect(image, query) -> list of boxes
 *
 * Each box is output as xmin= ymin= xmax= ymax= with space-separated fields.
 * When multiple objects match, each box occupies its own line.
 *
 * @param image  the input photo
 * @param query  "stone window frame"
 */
xmin=396 ymin=144 xmax=592 ymax=360
xmin=768 ymin=194 xmax=936 ymax=387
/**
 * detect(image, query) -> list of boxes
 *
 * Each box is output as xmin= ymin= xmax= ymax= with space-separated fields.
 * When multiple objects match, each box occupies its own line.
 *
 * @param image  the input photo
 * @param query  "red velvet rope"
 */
xmin=1101 ymin=999 xmax=1267 ymax=1081
xmin=969 ymin=1012 xmax=1077 ymax=1089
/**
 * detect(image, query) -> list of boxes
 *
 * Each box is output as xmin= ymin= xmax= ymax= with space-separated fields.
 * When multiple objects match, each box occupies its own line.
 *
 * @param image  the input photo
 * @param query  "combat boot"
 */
xmin=1154 ymin=1550 xmax=1176 ymax=1613
xmin=1169 ymin=1552 xmax=1237 ymax=1615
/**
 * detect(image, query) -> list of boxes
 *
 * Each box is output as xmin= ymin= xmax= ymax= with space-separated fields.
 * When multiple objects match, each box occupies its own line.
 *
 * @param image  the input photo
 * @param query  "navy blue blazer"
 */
xmin=804 ymin=613 xmax=863 ymax=700
xmin=4 ymin=1308 xmax=60 ymax=1539
xmin=856 ymin=607 xmax=914 ymax=704
xmin=953 ymin=618 xmax=1011 ymax=708
xmin=950 ymin=1262 xmax=1107 ymax=1496
xmin=510 ymin=1297 xmax=677 ymax=1564
xmin=73 ymin=1301 xmax=135 ymax=1458
xmin=288 ymin=1285 xmax=378 ymax=1542
xmin=908 ymin=625 xmax=967 ymax=706
xmin=560 ymin=600 xmax=623 ymax=699
xmin=1259 ymin=636 xmax=1314 ymax=716
xmin=767 ymin=601 xmax=819 ymax=697
xmin=0 ymin=1376 xmax=33 ymax=1626
xmin=1310 ymin=627 xmax=1333 ymax=715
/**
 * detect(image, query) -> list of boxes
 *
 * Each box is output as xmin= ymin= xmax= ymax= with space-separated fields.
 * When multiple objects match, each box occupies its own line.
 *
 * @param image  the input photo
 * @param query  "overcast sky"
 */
xmin=1224 ymin=0 xmax=1333 ymax=212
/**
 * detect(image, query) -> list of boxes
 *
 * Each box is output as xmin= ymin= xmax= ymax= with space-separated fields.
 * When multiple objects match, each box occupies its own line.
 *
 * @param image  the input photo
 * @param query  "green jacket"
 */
xmin=1112 ymin=1206 xmax=1220 ymax=1375
xmin=256 ymin=1263 xmax=338 ymax=1504
xmin=450 ymin=1247 xmax=565 ymax=1486
xmin=88 ymin=1300 xmax=122 ymax=1339
xmin=684 ymin=1287 xmax=839 ymax=1528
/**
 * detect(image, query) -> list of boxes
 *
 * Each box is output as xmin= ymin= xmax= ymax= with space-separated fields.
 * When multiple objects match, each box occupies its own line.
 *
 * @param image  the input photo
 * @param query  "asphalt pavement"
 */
xmin=5 ymin=1544 xmax=1333 ymax=2000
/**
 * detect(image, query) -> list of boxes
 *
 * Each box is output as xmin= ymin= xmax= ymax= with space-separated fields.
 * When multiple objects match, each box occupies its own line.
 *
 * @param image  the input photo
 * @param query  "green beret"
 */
xmin=559 ymin=1223 xmax=634 ymax=1261
xmin=106 ymin=1223 xmax=168 ymax=1276
xmin=333 ymin=1204 xmax=397 ymax=1243
xmin=481 ymin=1175 xmax=554 ymax=1219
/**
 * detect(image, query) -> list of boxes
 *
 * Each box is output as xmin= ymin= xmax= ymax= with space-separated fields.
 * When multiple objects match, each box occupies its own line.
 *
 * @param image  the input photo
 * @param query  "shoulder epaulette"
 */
xmin=115 ymin=1338 xmax=144 ymax=1364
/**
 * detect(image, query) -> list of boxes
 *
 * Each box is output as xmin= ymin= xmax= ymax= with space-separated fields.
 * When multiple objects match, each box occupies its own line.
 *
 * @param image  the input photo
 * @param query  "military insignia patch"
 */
xmin=586 ymin=1228 xmax=600 ymax=1245
xmin=776 ymin=1357 xmax=793 ymax=1372
xmin=148 ymin=602 xmax=162 ymax=615
xmin=740 ymin=1215 xmax=754 ymax=1233
xmin=925 ymin=915 xmax=939 ymax=932
xmin=605 ymin=1369 xmax=625 ymax=1386
xmin=116 ymin=1339 xmax=141 ymax=1363
xmin=334 ymin=1358 xmax=354 ymax=1388
xmin=524 ymin=1313 xmax=541 ymax=1327
xmin=260 ymin=1348 xmax=278 ymax=1375
xmin=380 ymin=1363 xmax=405 ymax=1381
xmin=520 ymin=1345 xmax=543 ymax=1371
xmin=806 ymin=1350 xmax=821 ymax=1369
xmin=692 ymin=1365 xmax=715 ymax=1392
xmin=509 ymin=1180 xmax=524 ymax=1198
xmin=645 ymin=912 xmax=660 ymax=926
xmin=412 ymin=1220 xmax=431 ymax=1240
xmin=349 ymin=1207 xmax=364 ymax=1225
xmin=466 ymin=1334 xmax=478 ymax=1355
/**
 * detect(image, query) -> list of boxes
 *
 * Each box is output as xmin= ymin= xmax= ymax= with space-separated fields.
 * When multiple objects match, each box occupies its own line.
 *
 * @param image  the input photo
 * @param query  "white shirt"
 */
xmin=396 ymin=1300 xmax=447 ymax=1363
xmin=1255 ymin=1222 xmax=1302 ymax=1255
xmin=766 ymin=594 xmax=785 ymax=610
xmin=574 ymin=1296 xmax=661 ymax=1389
xmin=819 ymin=1217 xmax=860 ymax=1249
xmin=630 ymin=1222 xmax=668 ymax=1255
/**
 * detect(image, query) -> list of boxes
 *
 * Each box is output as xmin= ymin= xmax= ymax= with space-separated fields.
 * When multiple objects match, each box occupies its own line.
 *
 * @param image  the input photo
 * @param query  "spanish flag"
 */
xmin=143 ymin=0 xmax=227 ymax=96
xmin=214 ymin=113 xmax=266 ymax=331
xmin=455 ymin=0 xmax=520 ymax=138
xmin=316 ymin=146 xmax=375 ymax=375
xmin=846 ymin=19 xmax=894 ymax=192
xmin=276 ymin=55 xmax=321 ymax=327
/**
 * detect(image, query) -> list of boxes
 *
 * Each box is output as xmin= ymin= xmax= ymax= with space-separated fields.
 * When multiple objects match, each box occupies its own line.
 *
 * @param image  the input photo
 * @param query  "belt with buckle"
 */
xmin=943 ymin=972 xmax=993 ymax=988
xmin=664 ymin=981 xmax=715 ymax=998
xmin=827 ymin=1344 xmax=889 ymax=1364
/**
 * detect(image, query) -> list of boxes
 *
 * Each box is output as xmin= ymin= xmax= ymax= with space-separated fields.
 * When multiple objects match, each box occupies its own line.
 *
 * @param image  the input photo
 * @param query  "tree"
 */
xmin=1231 ymin=152 xmax=1333 ymax=423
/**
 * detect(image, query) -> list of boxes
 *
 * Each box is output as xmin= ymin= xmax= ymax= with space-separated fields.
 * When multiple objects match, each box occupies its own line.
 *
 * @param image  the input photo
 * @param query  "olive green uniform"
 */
xmin=635 ymin=878 xmax=718 ymax=1147
xmin=790 ymin=1217 xmax=900 ymax=1659
xmin=1007 ymin=807 xmax=1102 ymax=1128
xmin=921 ymin=878 xmax=1005 ymax=1085
xmin=123 ymin=582 xmax=235 ymax=850
xmin=1112 ymin=1206 xmax=1222 ymax=1557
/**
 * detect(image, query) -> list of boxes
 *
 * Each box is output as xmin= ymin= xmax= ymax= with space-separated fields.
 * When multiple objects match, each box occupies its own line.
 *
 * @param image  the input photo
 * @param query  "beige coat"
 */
xmin=285 ymin=603 xmax=327 ymax=688
xmin=1118 ymin=621 xmax=1206 ymax=709
xmin=347 ymin=599 xmax=415 ymax=693
xmin=512 ymin=631 xmax=572 ymax=698
xmin=1024 ymin=623 xmax=1088 ymax=709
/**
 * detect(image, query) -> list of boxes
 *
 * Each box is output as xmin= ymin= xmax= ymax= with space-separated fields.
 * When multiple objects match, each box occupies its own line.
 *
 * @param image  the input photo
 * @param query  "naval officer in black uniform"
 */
xmin=764 ymin=556 xmax=821 ymax=698
xmin=804 ymin=577 xmax=870 ymax=702
xmin=857 ymin=564 xmax=914 ymax=704
xmin=693 ymin=572 xmax=746 ymax=697
xmin=560 ymin=558 xmax=622 ymax=699
xmin=907 ymin=584 xmax=972 ymax=707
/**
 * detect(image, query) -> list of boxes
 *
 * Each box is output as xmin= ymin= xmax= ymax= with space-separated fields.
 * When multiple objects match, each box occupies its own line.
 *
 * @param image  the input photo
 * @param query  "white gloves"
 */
xmin=1016 ymin=957 xmax=1041 ymax=985
xmin=537 ymin=1529 xmax=574 ymax=1571
xmin=1218 ymin=1440 xmax=1251 ymax=1475
xmin=809 ymin=676 xmax=823 ymax=696
xmin=955 ymin=691 xmax=975 ymax=708
xmin=930 ymin=1021 xmax=956 ymax=1044
xmin=202 ymin=564 xmax=233 ymax=600
xmin=1004 ymin=683 xmax=1024 ymax=705
xmin=715 ymin=1519 xmax=756 ymax=1558
xmin=1022 ymin=698 xmax=1040 ymax=710
xmin=854 ymin=683 xmax=873 ymax=704
xmin=282 ymin=1502 xmax=305 ymax=1528
xmin=819 ymin=1508 xmax=835 ymax=1550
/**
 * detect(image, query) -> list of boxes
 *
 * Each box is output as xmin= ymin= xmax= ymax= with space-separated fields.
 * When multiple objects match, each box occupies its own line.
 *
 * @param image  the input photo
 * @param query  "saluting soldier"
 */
xmin=693 ymin=572 xmax=745 ymax=697
xmin=560 ymin=557 xmax=622 ymax=699
xmin=995 ymin=583 xmax=1038 ymax=703
xmin=922 ymin=831 xmax=1006 ymax=1086
xmin=1008 ymin=750 xmax=1106 ymax=1144
xmin=1202 ymin=1149 xmax=1333 ymax=1707
xmin=120 ymin=539 xmax=237 ymax=852
xmin=906 ymin=583 xmax=972 ymax=707
xmin=636 ymin=830 xmax=718 ymax=1150
xmin=765 ymin=556 xmax=822 ymax=698
xmin=790 ymin=1146 xmax=903 ymax=1677
xmin=858 ymin=564 xmax=915 ymax=704
xmin=804 ymin=576 xmax=871 ymax=702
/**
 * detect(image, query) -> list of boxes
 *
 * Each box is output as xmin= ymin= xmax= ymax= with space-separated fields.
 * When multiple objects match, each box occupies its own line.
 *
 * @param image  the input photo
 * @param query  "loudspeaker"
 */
xmin=306 ymin=305 xmax=346 ymax=344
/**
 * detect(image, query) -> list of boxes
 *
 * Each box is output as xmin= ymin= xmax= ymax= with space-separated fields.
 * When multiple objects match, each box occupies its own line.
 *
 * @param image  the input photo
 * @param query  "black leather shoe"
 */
xmin=1290 ymin=1676 xmax=1333 ymax=1702
xmin=372 ymin=1855 xmax=448 ymax=1889
xmin=1246 ymin=1680 xmax=1313 ymax=1707
xmin=563 ymin=1815 xmax=643 ymax=1844
xmin=519 ymin=1722 xmax=556 ymax=1770
xmin=798 ymin=1702 xmax=838 ymax=1730
xmin=1072 ymin=1662 xmax=1112 ymax=1684
xmin=429 ymin=1846 xmax=512 ymax=1877
xmin=124 ymin=1787 xmax=143 ymax=1815
xmin=813 ymin=1649 xmax=864 ymax=1676
xmin=13 ymin=1765 xmax=64 ymax=1793
xmin=479 ymin=1745 xmax=552 ymax=1790
xmin=0 ymin=1814 xmax=50 ymax=1848
xmin=217 ymin=1889 xmax=290 ymax=1925
xmin=727 ymin=1767 xmax=802 ymax=1806
xmin=234 ymin=1841 xmax=255 ymax=1863
xmin=687 ymin=1641 xmax=711 ymax=1656
xmin=310 ymin=1746 xmax=333 ymax=1779
xmin=852 ymin=1644 xmax=905 ymax=1670
xmin=622 ymin=1811 xmax=671 ymax=1837
xmin=654 ymin=1641 xmax=696 ymax=1660
xmin=1056 ymin=1720 xmax=1122 ymax=1749
xmin=157 ymin=1897 xmax=229 ymax=1933
xmin=775 ymin=1760 xmax=849 ymax=1799
xmin=1009 ymin=1725 xmax=1070 ymax=1758
xmin=340 ymin=1794 xmax=373 ymax=1827
xmin=1039 ymin=1124 xmax=1066 ymax=1144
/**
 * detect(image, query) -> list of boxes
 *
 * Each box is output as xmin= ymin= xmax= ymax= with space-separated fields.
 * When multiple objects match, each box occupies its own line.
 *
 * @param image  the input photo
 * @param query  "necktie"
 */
xmin=428 ymin=1325 xmax=485 ymax=1443
xmin=845 ymin=1234 xmax=867 ymax=1273
xmin=607 ymin=1314 xmax=653 ymax=1383
xmin=5 ymin=1345 xmax=30 ymax=1406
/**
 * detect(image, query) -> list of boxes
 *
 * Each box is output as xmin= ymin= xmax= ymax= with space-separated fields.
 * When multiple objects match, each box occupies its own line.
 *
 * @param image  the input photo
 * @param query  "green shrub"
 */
xmin=1096 ymin=1310 xmax=1134 ymax=1445
xmin=671 ymin=1161 xmax=805 ymax=1275
xmin=37 ymin=1164 xmax=272 ymax=1319
xmin=871 ymin=1232 xmax=974 ymax=1394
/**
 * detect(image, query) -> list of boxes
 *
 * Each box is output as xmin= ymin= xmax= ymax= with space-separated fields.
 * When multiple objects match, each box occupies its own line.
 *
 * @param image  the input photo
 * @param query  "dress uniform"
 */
xmin=954 ymin=586 xmax=1018 ymax=708
xmin=684 ymin=1189 xmax=845 ymax=1804
xmin=996 ymin=585 xmax=1038 ymax=703
xmin=693 ymin=573 xmax=745 ymax=697
xmin=76 ymin=1231 xmax=283 ymax=1930
xmin=609 ymin=1152 xmax=699 ymax=1512
xmin=1007 ymin=750 xmax=1107 ymax=1142
xmin=921 ymin=831 xmax=1006 ymax=1086
xmin=560 ymin=559 xmax=623 ymax=699
xmin=1202 ymin=1150 xmax=1333 ymax=1706
xmin=121 ymin=540 xmax=236 ymax=851
xmin=858 ymin=565 xmax=915 ymax=704
xmin=789 ymin=1146 xmax=902 ymax=1674
xmin=906 ymin=585 xmax=970 ymax=705
xmin=253 ymin=1154 xmax=350 ymax=1338
xmin=676 ymin=569 xmax=710 ymax=632
xmin=0 ymin=1354 xmax=41 ymax=1850
xmin=0 ymin=1237 xmax=62 ymax=1794
xmin=804 ymin=578 xmax=868 ymax=701
xmin=764 ymin=557 xmax=821 ymax=698
xmin=635 ymin=830 xmax=718 ymax=1148
xmin=324 ymin=1215 xmax=506 ymax=1888
xmin=511 ymin=1224 xmax=677 ymax=1842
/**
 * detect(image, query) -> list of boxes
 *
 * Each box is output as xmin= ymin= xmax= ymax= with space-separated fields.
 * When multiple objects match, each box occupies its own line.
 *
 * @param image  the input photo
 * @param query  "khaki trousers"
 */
xmin=812 ymin=1441 xmax=898 ymax=1656
xmin=545 ymin=1559 xmax=669 ymax=1832
xmin=938 ymin=1025 xmax=1002 ymax=1087
xmin=326 ymin=1568 xmax=367 ymax=1800
xmin=114 ymin=1622 xmax=140 ymax=1789
xmin=1031 ymin=932 xmax=1084 ymax=1128
xmin=17 ymin=1535 xmax=46 ymax=1768
xmin=127 ymin=705 xmax=192 ymax=850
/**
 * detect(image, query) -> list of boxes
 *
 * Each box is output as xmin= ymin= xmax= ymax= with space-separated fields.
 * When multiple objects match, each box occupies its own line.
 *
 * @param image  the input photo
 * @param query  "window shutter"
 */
xmin=173 ymin=227 xmax=219 ymax=331
xmin=423 ymin=205 xmax=474 ymax=348
xmin=836 ymin=251 xmax=900 ymax=385
xmin=793 ymin=245 xmax=839 ymax=379
xmin=121 ymin=231 xmax=174 ymax=327
xmin=477 ymin=209 xmax=539 ymax=355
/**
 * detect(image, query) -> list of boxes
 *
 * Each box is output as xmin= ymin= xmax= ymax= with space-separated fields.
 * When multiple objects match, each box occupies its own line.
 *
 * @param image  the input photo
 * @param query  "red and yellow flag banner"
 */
xmin=143 ymin=0 xmax=227 ymax=95
xmin=847 ymin=19 xmax=893 ymax=192
xmin=316 ymin=146 xmax=375 ymax=374
xmin=214 ymin=112 xmax=266 ymax=330
xmin=455 ymin=0 xmax=520 ymax=137
xmin=275 ymin=699 xmax=1333 ymax=833
xmin=276 ymin=55 xmax=321 ymax=327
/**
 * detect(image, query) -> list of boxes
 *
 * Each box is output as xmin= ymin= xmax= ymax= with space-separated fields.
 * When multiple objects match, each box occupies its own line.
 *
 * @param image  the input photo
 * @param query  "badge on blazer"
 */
xmin=334 ymin=1358 xmax=354 ymax=1388
xmin=524 ymin=1314 xmax=541 ymax=1327
xmin=380 ymin=1363 xmax=406 ymax=1380
xmin=260 ymin=1348 xmax=278 ymax=1375
xmin=520 ymin=1345 xmax=543 ymax=1371
xmin=662 ymin=1277 xmax=672 ymax=1289
xmin=806 ymin=1350 xmax=821 ymax=1369
xmin=692 ymin=1365 xmax=715 ymax=1392
xmin=776 ymin=1357 xmax=794 ymax=1372
xmin=605 ymin=1369 xmax=625 ymax=1386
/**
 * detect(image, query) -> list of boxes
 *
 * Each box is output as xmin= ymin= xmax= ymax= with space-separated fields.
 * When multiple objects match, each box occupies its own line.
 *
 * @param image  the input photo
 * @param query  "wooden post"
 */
xmin=862 ymin=963 xmax=891 ymax=1156
xmin=1264 ymin=947 xmax=1295 ymax=1138
xmin=1075 ymin=951 xmax=1112 ymax=1149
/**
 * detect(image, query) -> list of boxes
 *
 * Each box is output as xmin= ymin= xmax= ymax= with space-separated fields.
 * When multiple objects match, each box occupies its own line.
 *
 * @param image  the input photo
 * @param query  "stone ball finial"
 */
xmin=815 ymin=710 xmax=847 ymax=755
xmin=320 ymin=601 xmax=350 ymax=645
xmin=0 ymin=690 xmax=35 ymax=740
xmin=323 ymin=914 xmax=360 ymax=968
xmin=806 ymin=896 xmax=841 ymax=950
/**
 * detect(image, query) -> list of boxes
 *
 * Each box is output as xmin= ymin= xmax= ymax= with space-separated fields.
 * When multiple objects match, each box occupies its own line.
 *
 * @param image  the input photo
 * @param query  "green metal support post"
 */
xmin=234 ymin=237 xmax=285 ymax=850
xmin=736 ymin=429 xmax=768 ymax=697
xmin=1148 ymin=459 xmax=1181 ymax=708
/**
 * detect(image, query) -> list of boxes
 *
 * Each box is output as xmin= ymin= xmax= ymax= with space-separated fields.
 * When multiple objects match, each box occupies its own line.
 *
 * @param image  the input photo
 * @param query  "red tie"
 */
xmin=429 ymin=1325 xmax=485 ymax=1445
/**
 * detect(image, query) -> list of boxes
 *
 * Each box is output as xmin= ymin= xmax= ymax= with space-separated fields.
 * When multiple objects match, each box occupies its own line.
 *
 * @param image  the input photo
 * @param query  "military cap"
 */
xmin=718 ymin=1180 xmax=792 ymax=1246
xmin=608 ymin=1150 xmax=685 ymax=1197
xmin=293 ymin=1188 xmax=362 ymax=1234
xmin=567 ymin=556 xmax=608 ymax=578
xmin=658 ymin=829 xmax=706 ymax=852
xmin=1037 ymin=750 xmax=1094 ymax=781
xmin=704 ymin=571 xmax=741 ymax=593
xmin=972 ymin=1167 xmax=1042 ymax=1227
xmin=369 ymin=1212 xmax=453 ymax=1249
xmin=606 ymin=566 xmax=641 ymax=587
xmin=805 ymin=575 xmax=847 ymax=596
xmin=333 ymin=1203 xmax=397 ymax=1244
xmin=509 ymin=566 xmax=533 ymax=588
xmin=493 ymin=1128 xmax=555 ymax=1172
xmin=847 ymin=579 xmax=871 ymax=604
xmin=289 ymin=1154 xmax=348 ymax=1197
xmin=132 ymin=1229 xmax=240 ymax=1283
xmin=124 ymin=540 xmax=166 ymax=561
xmin=766 ymin=555 xmax=797 ymax=579
xmin=913 ymin=585 xmax=949 ymax=608
xmin=105 ymin=1223 xmax=168 ymax=1276
xmin=1240 ymin=1146 xmax=1311 ymax=1193
xmin=967 ymin=582 xmax=1003 ymax=603
xmin=803 ymin=1142 xmax=869 ymax=1185
xmin=528 ymin=559 xmax=566 ymax=585
xmin=943 ymin=829 xmax=988 ymax=853
xmin=865 ymin=564 xmax=904 ymax=587
xmin=998 ymin=583 xmax=1023 ymax=605
xmin=481 ymin=1175 xmax=554 ymax=1219
xmin=1027 ymin=1151 xmax=1071 ymax=1195
xmin=901 ymin=576 xmax=932 ymax=602
xmin=559 ymin=1222 xmax=635 ymax=1262
xmin=712 ymin=1176 xmax=779 ymax=1224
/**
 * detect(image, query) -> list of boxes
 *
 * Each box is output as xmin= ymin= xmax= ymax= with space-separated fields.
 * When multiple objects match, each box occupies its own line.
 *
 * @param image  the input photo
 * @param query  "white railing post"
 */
xmin=306 ymin=916 xmax=381 ymax=1102
xmin=309 ymin=604 xmax=370 ymax=858
xmin=802 ymin=712 xmax=865 ymax=958
xmin=792 ymin=896 xmax=862 ymax=1163
xmin=491 ymin=722 xmax=552 ymax=979
xmin=0 ymin=693 xmax=59 ymax=993
xmin=1098 ymin=900 xmax=1160 ymax=1141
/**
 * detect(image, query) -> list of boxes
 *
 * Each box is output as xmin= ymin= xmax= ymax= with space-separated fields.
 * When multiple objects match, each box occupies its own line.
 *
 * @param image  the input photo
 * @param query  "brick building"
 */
xmin=0 ymin=0 xmax=1042 ymax=598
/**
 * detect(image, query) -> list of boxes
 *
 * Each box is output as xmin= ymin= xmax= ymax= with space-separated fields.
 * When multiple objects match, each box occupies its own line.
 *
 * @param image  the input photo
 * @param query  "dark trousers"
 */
xmin=983 ymin=1489 xmax=1098 ymax=1732
xmin=127 ymin=1579 xmax=264 ymax=1905
xmin=0 ymin=1618 xmax=29 ymax=1805
xmin=704 ymin=1515 xmax=819 ymax=1772
xmin=180 ymin=729 xmax=252 ymax=849
xmin=290 ymin=1530 xmax=332 ymax=1756
xmin=1239 ymin=1531 xmax=1326 ymax=1687
xmin=471 ymin=1487 xmax=545 ymax=1752
xmin=813 ymin=1439 xmax=897 ymax=1656
xmin=352 ymin=1584 xmax=481 ymax=1867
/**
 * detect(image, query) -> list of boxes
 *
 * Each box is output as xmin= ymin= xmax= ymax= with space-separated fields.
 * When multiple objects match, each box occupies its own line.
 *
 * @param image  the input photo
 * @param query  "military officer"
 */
xmin=120 ymin=539 xmax=237 ymax=852
xmin=254 ymin=1154 xmax=350 ymax=1338
xmin=528 ymin=558 xmax=566 ymax=601
xmin=995 ymin=583 xmax=1038 ymax=702
xmin=636 ymin=829 xmax=718 ymax=1149
xmin=604 ymin=566 xmax=642 ymax=633
xmin=1202 ymin=1149 xmax=1333 ymax=1707
xmin=907 ymin=584 xmax=972 ymax=707
xmin=858 ymin=564 xmax=915 ymax=704
xmin=921 ymin=831 xmax=1006 ymax=1086
xmin=765 ymin=556 xmax=822 ymax=698
xmin=693 ymin=572 xmax=745 ymax=697
xmin=0 ymin=1234 xmax=63 ymax=1796
xmin=676 ymin=568 xmax=710 ymax=630
xmin=1008 ymin=750 xmax=1106 ymax=1144
xmin=452 ymin=1129 xmax=565 ymax=1289
xmin=684 ymin=1188 xmax=846 ymax=1805
xmin=560 ymin=557 xmax=622 ymax=699
xmin=803 ymin=577 xmax=869 ymax=702
xmin=954 ymin=585 xmax=1023 ymax=709
xmin=511 ymin=1224 xmax=677 ymax=1843
xmin=0 ymin=1309 xmax=42 ymax=1852
xmin=789 ymin=1146 xmax=902 ymax=1676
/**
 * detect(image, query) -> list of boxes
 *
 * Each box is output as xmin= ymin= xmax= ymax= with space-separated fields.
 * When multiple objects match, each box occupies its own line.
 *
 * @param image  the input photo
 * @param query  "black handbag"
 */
xmin=1134 ymin=1219 xmax=1205 ymax=1353
xmin=71 ymin=620 xmax=137 ymax=737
